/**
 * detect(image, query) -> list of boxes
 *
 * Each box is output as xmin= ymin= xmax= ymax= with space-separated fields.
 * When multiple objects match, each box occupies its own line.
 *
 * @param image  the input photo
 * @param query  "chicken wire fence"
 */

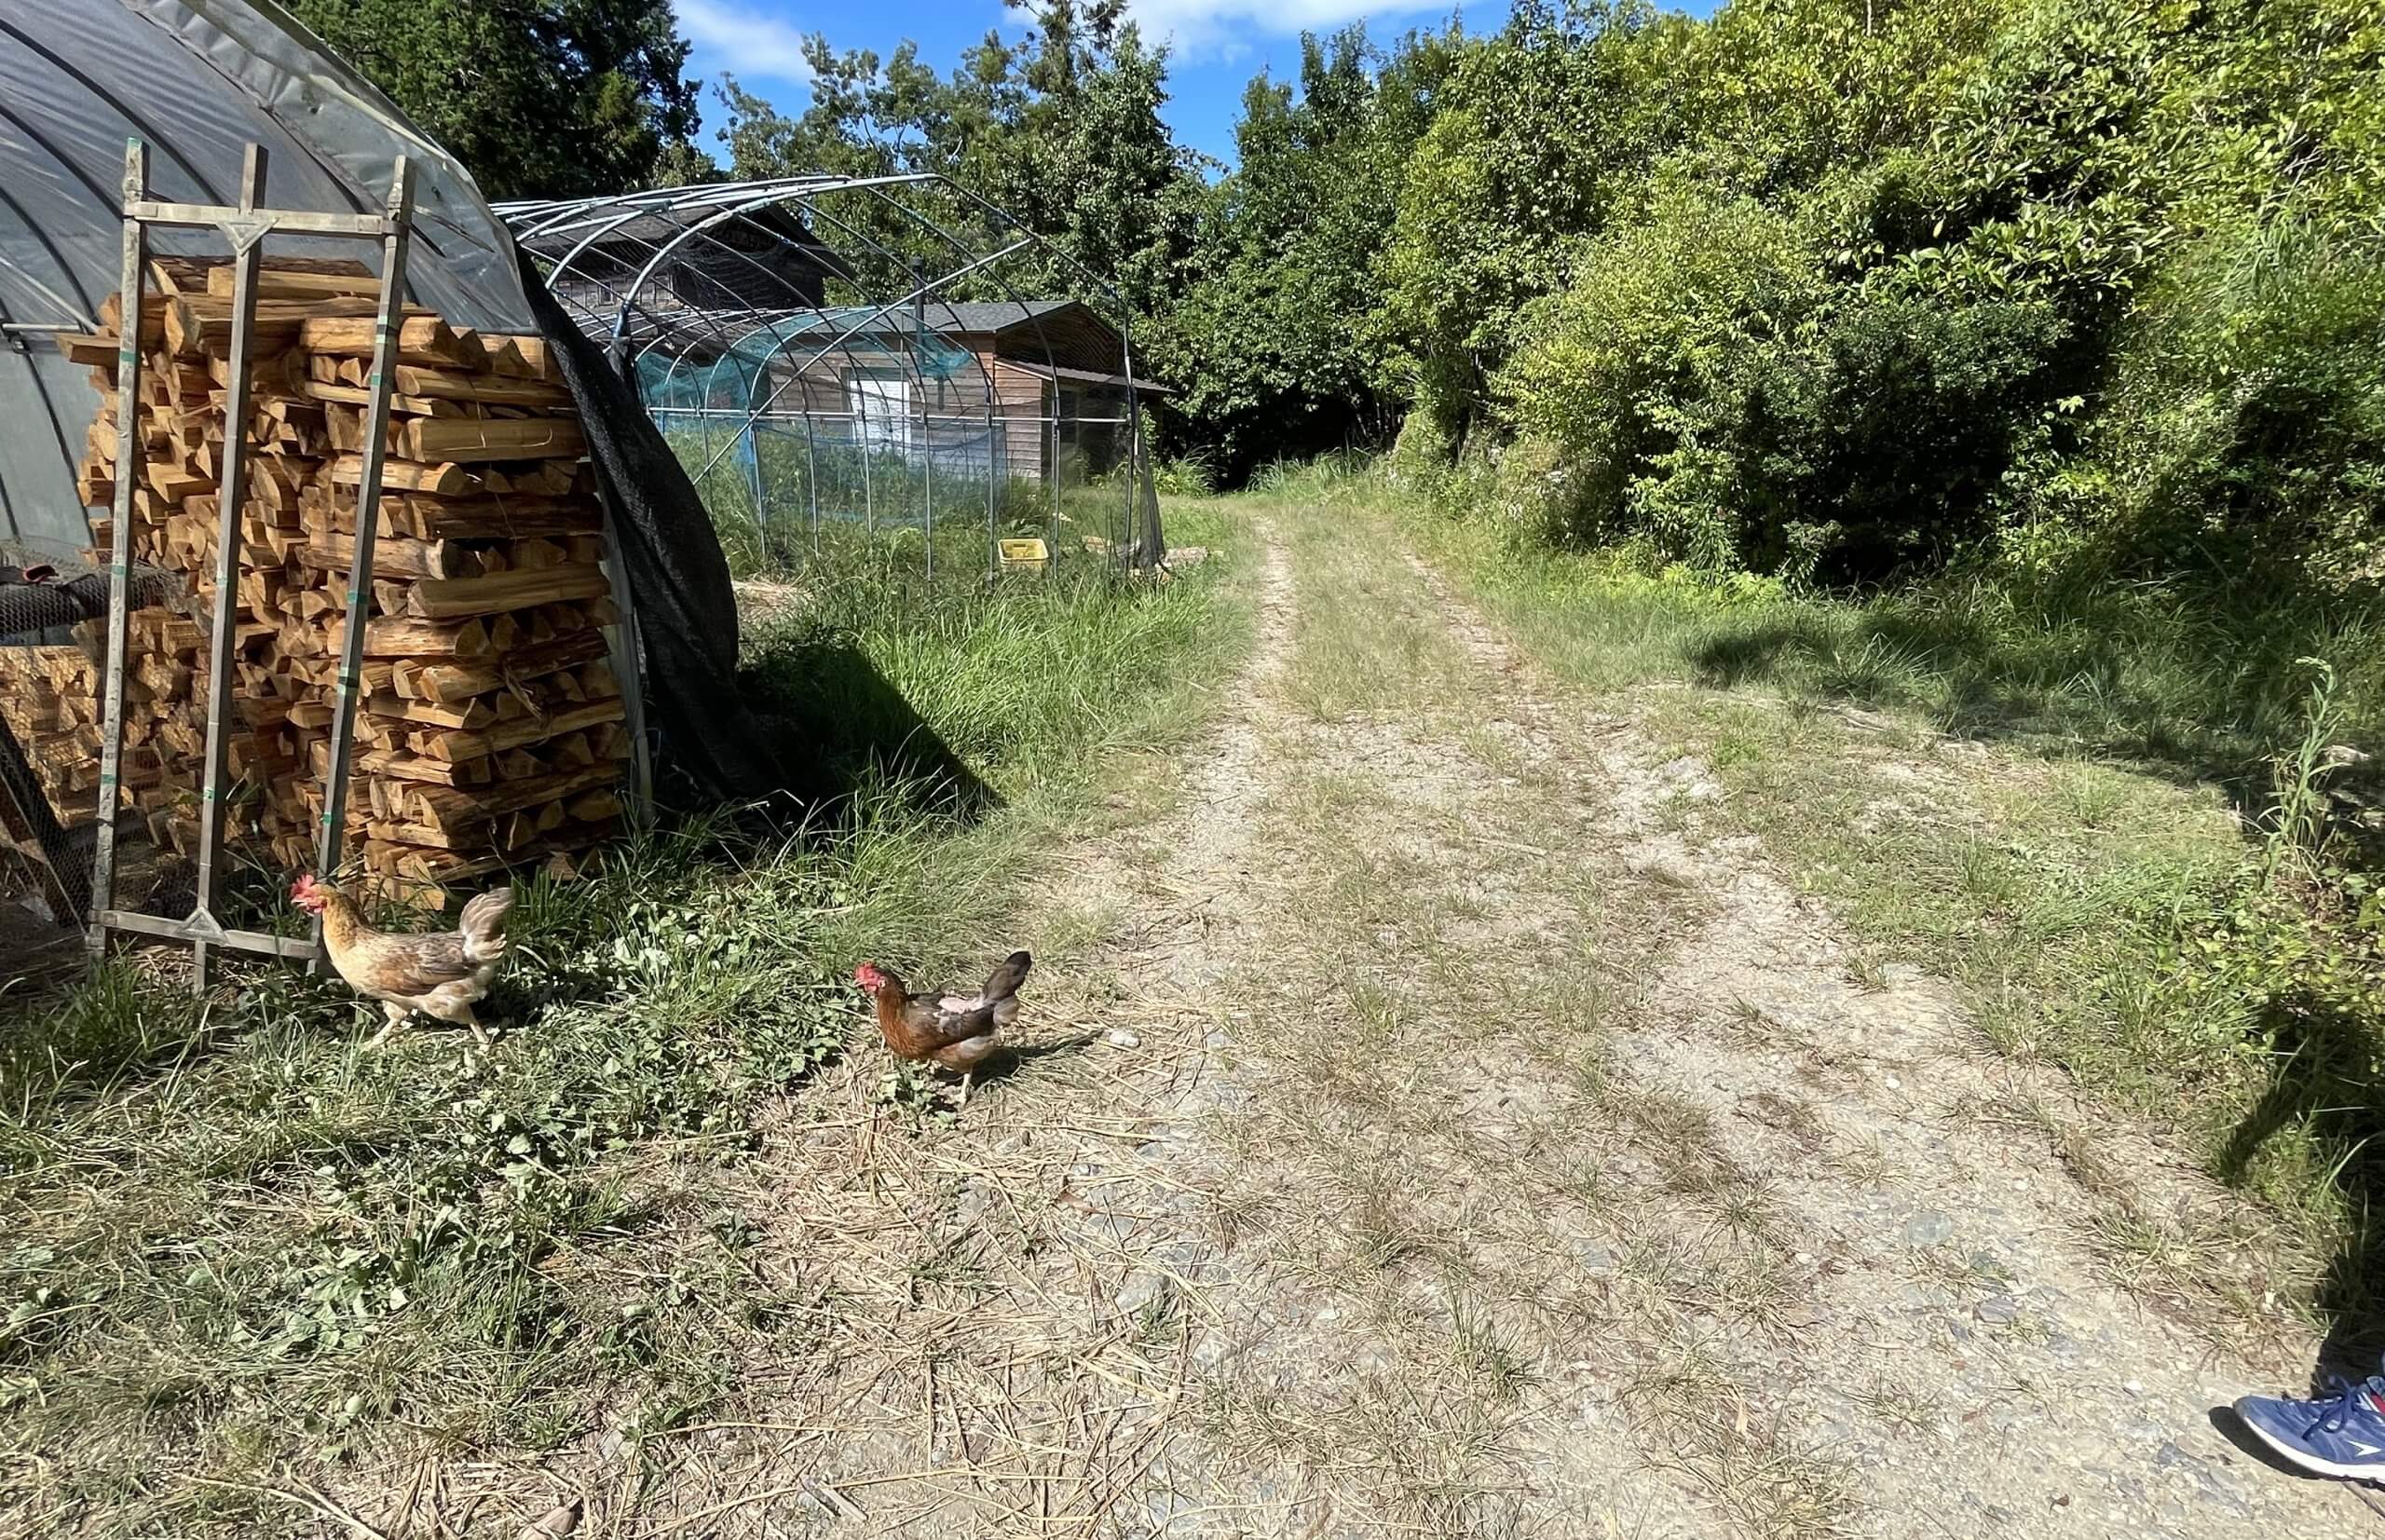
xmin=498 ymin=176 xmax=1166 ymax=583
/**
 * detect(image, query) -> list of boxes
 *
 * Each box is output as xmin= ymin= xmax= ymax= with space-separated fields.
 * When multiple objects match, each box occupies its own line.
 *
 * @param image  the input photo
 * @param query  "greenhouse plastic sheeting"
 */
xmin=0 ymin=0 xmax=536 ymax=562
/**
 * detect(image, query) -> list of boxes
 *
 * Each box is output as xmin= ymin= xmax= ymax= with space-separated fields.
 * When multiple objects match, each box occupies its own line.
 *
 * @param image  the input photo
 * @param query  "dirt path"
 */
xmin=602 ymin=503 xmax=2363 ymax=1537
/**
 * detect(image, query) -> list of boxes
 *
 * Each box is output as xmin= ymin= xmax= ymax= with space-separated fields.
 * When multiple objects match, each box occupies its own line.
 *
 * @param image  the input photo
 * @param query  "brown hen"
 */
xmin=855 ymin=950 xmax=1031 ymax=1104
xmin=293 ymin=874 xmax=513 ymax=1047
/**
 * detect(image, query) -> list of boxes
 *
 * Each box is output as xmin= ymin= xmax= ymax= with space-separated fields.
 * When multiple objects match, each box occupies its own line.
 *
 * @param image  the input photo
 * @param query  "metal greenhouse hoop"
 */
xmin=497 ymin=174 xmax=1167 ymax=583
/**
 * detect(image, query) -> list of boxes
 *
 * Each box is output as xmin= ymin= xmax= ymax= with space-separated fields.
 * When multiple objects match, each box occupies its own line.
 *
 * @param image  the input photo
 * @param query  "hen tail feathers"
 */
xmin=457 ymin=886 xmax=514 ymax=964
xmin=977 ymin=949 xmax=1031 ymax=1006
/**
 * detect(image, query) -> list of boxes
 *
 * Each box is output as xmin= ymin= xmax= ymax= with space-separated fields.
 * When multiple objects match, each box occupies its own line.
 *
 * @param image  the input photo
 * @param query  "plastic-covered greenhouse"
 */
xmin=500 ymin=177 xmax=1167 ymax=579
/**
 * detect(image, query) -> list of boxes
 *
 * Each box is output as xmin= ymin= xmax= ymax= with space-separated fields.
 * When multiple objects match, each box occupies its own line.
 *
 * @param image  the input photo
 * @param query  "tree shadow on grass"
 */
xmin=2215 ymin=996 xmax=2385 ymax=1391
xmin=1689 ymin=604 xmax=2275 ymax=797
xmin=705 ymin=626 xmax=997 ymax=824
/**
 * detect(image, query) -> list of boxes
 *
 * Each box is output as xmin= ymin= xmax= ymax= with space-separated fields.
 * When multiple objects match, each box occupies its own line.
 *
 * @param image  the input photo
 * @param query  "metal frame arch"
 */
xmin=498 ymin=171 xmax=1167 ymax=571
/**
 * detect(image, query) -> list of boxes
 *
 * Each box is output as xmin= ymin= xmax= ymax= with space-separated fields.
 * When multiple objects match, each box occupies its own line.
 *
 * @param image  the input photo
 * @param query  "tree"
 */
xmin=1373 ymin=2 xmax=1685 ymax=447
xmin=285 ymin=0 xmax=702 ymax=200
xmin=1159 ymin=25 xmax=1461 ymax=480
xmin=712 ymin=3 xmax=1202 ymax=317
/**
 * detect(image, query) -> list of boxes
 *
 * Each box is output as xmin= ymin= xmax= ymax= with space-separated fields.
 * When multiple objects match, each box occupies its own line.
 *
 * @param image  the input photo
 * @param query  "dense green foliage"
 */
xmin=1152 ymin=29 xmax=1459 ymax=484
xmin=688 ymin=0 xmax=2379 ymax=597
xmin=1365 ymin=0 xmax=2385 ymax=593
xmin=306 ymin=0 xmax=2379 ymax=582
xmin=284 ymin=0 xmax=703 ymax=198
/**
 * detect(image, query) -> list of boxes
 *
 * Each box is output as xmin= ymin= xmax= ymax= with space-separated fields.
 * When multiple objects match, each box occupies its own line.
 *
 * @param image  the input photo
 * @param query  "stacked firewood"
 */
xmin=0 ymin=633 xmax=191 ymax=833
xmin=48 ymin=255 xmax=625 ymax=897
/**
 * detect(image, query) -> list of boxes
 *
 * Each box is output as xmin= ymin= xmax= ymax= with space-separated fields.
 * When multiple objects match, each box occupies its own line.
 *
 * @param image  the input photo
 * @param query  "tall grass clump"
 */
xmin=747 ymin=512 xmax=1247 ymax=794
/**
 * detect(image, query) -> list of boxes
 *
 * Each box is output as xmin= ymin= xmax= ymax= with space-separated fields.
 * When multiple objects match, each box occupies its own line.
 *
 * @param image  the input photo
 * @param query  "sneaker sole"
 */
xmin=2238 ymin=1411 xmax=2385 ymax=1483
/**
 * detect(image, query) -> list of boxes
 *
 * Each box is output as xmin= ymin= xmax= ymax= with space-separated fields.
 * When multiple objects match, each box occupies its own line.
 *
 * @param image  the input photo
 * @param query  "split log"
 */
xmin=395 ymin=630 xmax=609 ymax=704
xmin=304 ymin=491 xmax=603 ymax=542
xmin=301 ymin=380 xmax=475 ymax=417
xmin=320 ymin=615 xmax=496 ymax=660
xmin=300 ymin=533 xmax=485 ymax=581
xmin=299 ymin=314 xmax=482 ymax=368
xmin=414 ymin=699 xmax=628 ymax=763
xmin=389 ymin=364 xmax=571 ymax=409
xmin=402 ymin=762 xmax=620 ymax=832
xmin=352 ymin=751 xmax=496 ymax=786
xmin=395 ymin=417 xmax=585 ymax=464
xmin=377 ymin=565 xmax=609 ymax=620
xmin=204 ymin=258 xmax=379 ymax=303
xmin=325 ymin=454 xmax=477 ymax=497
xmin=364 ymin=693 xmax=497 ymax=730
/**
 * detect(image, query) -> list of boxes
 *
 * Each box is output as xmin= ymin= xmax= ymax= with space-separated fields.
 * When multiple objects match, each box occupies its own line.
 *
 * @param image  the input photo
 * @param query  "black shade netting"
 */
xmin=520 ymin=251 xmax=801 ymax=805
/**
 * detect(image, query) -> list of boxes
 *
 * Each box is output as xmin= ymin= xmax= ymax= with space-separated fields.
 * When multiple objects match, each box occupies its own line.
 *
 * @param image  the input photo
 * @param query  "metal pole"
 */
xmin=1118 ymin=337 xmax=1136 ymax=566
xmin=314 ymin=157 xmax=416 ymax=923
xmin=697 ymin=356 xmax=716 ymax=515
xmin=986 ymin=400 xmax=999 ymax=584
xmin=608 ymin=547 xmax=657 ymax=830
xmin=860 ymin=398 xmax=874 ymax=539
xmin=1048 ymin=396 xmax=1060 ymax=560
xmin=188 ymin=143 xmax=270 ymax=992
xmin=745 ymin=418 xmax=765 ymax=569
xmin=803 ymin=411 xmax=821 ymax=554
xmin=88 ymin=138 xmax=149 ymax=959
xmin=914 ymin=268 xmax=927 ymax=578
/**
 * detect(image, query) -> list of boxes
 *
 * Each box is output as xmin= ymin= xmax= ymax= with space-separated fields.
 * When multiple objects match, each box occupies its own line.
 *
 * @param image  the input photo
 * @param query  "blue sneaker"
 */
xmin=2236 ymin=1374 xmax=2385 ymax=1481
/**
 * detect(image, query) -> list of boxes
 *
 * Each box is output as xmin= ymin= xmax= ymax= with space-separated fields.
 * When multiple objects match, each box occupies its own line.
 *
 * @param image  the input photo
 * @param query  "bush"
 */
xmin=1806 ymin=291 xmax=2069 ymax=575
xmin=1148 ymin=453 xmax=1219 ymax=497
xmin=1494 ymin=182 xmax=1822 ymax=565
xmin=1489 ymin=179 xmax=2069 ymax=579
xmin=2097 ymin=222 xmax=2385 ymax=591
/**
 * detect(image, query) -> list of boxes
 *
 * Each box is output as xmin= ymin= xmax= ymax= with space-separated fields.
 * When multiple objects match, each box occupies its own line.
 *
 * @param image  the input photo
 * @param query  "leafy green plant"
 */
xmin=2264 ymin=659 xmax=2351 ymax=879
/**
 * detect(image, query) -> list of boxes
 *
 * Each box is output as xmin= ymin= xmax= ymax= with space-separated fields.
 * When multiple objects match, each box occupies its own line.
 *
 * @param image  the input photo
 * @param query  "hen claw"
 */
xmin=363 ymin=1001 xmax=410 ymax=1049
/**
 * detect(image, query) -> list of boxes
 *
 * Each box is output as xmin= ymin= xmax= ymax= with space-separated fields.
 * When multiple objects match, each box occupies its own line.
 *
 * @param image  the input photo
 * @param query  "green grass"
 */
xmin=0 ymin=500 xmax=1250 ymax=1534
xmin=1288 ymin=455 xmax=2385 ymax=1356
xmin=1408 ymin=506 xmax=2385 ymax=774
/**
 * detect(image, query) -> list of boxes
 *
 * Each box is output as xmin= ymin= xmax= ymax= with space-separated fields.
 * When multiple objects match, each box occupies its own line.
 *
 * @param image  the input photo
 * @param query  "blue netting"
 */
xmin=639 ymin=307 xmax=1018 ymax=541
xmin=635 ymin=308 xmax=975 ymax=422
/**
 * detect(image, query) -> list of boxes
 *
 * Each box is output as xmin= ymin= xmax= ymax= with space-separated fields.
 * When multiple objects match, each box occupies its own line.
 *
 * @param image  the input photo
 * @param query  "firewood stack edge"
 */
xmin=29 ymin=254 xmax=626 ymax=903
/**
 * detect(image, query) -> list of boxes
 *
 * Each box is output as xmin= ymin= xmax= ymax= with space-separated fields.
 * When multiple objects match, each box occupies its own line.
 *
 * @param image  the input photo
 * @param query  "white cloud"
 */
xmin=677 ymin=0 xmax=816 ymax=82
xmin=1119 ymin=0 xmax=1445 ymax=60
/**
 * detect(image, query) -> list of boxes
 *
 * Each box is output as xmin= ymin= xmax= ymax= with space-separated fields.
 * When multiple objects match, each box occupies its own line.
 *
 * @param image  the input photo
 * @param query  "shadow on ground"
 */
xmin=1690 ymin=614 xmax=2260 ymax=793
xmin=2217 ymin=996 xmax=2385 ymax=1390
xmin=725 ymin=629 xmax=997 ymax=821
xmin=1683 ymin=564 xmax=2377 ymax=799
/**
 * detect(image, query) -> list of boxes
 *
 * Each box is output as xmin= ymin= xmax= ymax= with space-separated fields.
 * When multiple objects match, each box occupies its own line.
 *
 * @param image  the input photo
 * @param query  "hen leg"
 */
xmin=453 ymin=1002 xmax=492 ymax=1050
xmin=364 ymin=1000 xmax=410 ymax=1049
xmin=934 ymin=1033 xmax=1000 ymax=1111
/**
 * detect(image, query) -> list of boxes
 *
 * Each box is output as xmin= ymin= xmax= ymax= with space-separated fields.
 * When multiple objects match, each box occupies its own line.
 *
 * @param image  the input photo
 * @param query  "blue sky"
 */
xmin=670 ymin=2 xmax=1531 ymax=170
